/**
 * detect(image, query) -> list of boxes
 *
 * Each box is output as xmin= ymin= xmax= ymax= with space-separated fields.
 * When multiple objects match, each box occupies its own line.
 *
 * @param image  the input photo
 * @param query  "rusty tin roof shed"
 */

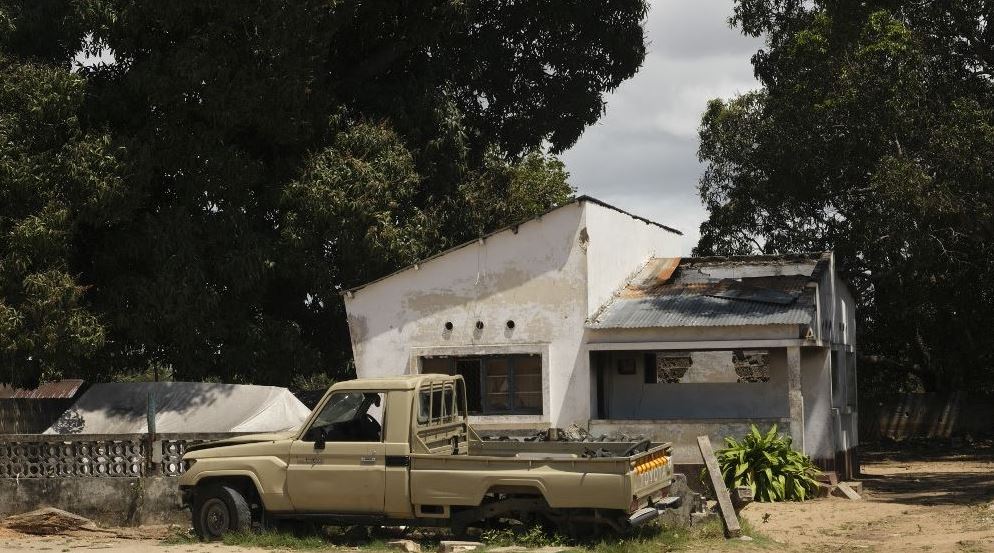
xmin=0 ymin=379 xmax=85 ymax=399
xmin=587 ymin=253 xmax=830 ymax=329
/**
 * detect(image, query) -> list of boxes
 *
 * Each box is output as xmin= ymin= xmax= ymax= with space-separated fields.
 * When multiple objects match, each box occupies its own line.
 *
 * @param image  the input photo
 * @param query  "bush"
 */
xmin=705 ymin=424 xmax=819 ymax=502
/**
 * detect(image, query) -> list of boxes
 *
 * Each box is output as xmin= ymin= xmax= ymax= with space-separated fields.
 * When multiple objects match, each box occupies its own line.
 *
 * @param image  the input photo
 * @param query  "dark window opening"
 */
xmin=420 ymin=354 xmax=542 ymax=415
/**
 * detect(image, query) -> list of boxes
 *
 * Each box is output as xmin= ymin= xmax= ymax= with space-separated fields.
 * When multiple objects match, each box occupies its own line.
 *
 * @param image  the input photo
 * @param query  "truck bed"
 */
xmin=409 ymin=441 xmax=674 ymax=511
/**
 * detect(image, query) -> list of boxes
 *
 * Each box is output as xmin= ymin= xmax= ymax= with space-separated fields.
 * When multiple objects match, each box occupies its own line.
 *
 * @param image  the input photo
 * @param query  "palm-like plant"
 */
xmin=705 ymin=424 xmax=820 ymax=502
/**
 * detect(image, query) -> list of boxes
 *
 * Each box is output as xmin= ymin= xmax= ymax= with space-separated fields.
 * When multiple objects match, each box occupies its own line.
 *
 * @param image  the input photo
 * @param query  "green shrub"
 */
xmin=705 ymin=424 xmax=819 ymax=502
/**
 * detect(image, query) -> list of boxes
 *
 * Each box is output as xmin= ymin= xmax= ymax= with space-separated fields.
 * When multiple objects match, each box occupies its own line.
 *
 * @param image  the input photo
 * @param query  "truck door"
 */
xmin=286 ymin=391 xmax=386 ymax=513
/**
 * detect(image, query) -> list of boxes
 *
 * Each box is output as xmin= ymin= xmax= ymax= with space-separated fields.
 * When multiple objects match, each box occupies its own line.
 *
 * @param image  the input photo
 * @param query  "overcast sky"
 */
xmin=561 ymin=1 xmax=762 ymax=254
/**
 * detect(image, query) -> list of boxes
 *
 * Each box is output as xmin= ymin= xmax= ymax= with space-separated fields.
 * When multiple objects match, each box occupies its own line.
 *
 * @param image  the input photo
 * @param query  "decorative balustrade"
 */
xmin=0 ymin=433 xmax=246 ymax=478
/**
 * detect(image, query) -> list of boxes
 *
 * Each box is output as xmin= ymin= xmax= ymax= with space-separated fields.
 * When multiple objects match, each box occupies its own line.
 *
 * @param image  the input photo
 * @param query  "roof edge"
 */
xmin=677 ymin=251 xmax=831 ymax=265
xmin=342 ymin=196 xmax=682 ymax=295
xmin=575 ymin=195 xmax=683 ymax=236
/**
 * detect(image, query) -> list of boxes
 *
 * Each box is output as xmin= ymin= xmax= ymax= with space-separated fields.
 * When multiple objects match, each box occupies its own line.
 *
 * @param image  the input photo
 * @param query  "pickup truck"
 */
xmin=178 ymin=374 xmax=676 ymax=540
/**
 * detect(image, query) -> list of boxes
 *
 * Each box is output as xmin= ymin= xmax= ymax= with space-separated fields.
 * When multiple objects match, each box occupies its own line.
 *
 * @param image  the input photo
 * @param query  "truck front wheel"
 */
xmin=193 ymin=483 xmax=252 ymax=541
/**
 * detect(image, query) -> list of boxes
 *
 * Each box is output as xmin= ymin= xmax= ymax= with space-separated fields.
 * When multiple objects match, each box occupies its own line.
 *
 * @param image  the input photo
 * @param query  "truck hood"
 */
xmin=184 ymin=431 xmax=297 ymax=453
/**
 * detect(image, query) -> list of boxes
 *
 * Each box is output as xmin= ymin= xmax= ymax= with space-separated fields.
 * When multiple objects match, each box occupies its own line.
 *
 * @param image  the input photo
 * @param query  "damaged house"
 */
xmin=343 ymin=197 xmax=858 ymax=477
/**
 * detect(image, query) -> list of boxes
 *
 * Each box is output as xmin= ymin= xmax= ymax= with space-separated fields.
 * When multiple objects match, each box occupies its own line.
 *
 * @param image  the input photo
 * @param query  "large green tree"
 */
xmin=0 ymin=55 xmax=120 ymax=387
xmin=697 ymin=0 xmax=994 ymax=394
xmin=0 ymin=1 xmax=649 ymax=386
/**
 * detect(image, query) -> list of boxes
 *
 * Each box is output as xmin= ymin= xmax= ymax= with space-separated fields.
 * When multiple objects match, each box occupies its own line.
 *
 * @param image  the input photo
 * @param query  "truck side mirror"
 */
xmin=313 ymin=428 xmax=326 ymax=450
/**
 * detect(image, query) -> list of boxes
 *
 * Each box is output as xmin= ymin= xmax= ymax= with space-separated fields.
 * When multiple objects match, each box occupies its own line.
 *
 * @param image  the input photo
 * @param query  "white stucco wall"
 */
xmin=813 ymin=252 xmax=859 ymax=460
xmin=345 ymin=202 xmax=586 ymax=426
xmin=815 ymin=253 xmax=857 ymax=349
xmin=344 ymin=199 xmax=683 ymax=428
xmin=801 ymin=348 xmax=835 ymax=463
xmin=583 ymin=202 xmax=683 ymax=319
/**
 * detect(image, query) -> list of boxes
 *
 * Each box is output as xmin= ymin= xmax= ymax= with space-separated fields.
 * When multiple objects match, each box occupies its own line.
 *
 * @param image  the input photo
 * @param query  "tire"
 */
xmin=192 ymin=483 xmax=252 ymax=541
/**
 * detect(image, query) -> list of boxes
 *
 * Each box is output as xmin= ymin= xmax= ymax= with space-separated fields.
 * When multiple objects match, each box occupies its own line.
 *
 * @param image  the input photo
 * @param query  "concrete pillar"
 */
xmin=786 ymin=346 xmax=805 ymax=451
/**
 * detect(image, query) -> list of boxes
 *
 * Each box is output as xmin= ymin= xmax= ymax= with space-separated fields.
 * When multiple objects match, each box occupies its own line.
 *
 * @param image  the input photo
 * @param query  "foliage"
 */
xmin=221 ymin=530 xmax=329 ymax=550
xmin=0 ymin=1 xmax=647 ymax=385
xmin=165 ymin=520 xmax=770 ymax=552
xmin=697 ymin=1 xmax=994 ymax=394
xmin=480 ymin=525 xmax=567 ymax=547
xmin=705 ymin=425 xmax=819 ymax=502
xmin=0 ymin=54 xmax=121 ymax=388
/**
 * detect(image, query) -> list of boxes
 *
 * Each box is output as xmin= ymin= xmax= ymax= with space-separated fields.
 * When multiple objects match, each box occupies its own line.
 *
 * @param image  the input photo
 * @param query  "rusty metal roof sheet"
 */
xmin=0 ymin=379 xmax=85 ymax=399
xmin=587 ymin=254 xmax=828 ymax=329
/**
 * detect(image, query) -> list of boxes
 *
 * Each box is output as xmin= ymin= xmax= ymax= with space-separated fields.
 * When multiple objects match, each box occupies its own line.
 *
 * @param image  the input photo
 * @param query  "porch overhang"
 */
xmin=585 ymin=339 xmax=810 ymax=351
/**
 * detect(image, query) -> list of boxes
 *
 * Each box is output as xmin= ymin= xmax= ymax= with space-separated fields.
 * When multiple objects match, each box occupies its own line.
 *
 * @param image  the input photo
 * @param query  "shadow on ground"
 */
xmin=859 ymin=441 xmax=994 ymax=507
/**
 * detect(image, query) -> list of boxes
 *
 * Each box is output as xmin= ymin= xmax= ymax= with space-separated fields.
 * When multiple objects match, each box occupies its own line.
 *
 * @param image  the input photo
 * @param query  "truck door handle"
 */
xmin=360 ymin=456 xmax=377 ymax=465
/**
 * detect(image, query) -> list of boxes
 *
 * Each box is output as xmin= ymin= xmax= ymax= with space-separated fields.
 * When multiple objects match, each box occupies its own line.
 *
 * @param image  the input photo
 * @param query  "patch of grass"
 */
xmin=221 ymin=530 xmax=329 ymax=550
xmin=157 ymin=525 xmax=402 ymax=551
xmin=159 ymin=520 xmax=775 ymax=552
xmin=480 ymin=525 xmax=568 ymax=548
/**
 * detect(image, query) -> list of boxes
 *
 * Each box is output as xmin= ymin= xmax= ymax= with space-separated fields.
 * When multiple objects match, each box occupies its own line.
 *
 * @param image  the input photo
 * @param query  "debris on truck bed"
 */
xmin=481 ymin=423 xmax=647 ymax=444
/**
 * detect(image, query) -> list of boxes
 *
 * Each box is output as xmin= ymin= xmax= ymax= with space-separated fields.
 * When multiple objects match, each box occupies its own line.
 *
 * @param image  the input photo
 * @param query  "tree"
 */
xmin=697 ymin=1 xmax=994 ymax=394
xmin=0 ymin=55 xmax=122 ymax=388
xmin=0 ymin=1 xmax=645 ymax=385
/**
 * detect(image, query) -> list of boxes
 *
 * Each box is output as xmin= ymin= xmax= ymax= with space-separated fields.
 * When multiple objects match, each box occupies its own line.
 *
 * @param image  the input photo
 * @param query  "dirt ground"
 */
xmin=2 ymin=445 xmax=993 ymax=552
xmin=738 ymin=443 xmax=994 ymax=552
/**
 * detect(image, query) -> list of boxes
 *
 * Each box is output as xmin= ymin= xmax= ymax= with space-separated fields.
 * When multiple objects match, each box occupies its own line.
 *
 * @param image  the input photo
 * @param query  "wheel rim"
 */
xmin=201 ymin=498 xmax=230 ymax=537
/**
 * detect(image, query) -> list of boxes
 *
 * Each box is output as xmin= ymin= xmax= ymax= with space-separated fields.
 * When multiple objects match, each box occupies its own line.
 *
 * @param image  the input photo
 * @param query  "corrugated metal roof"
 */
xmin=587 ymin=254 xmax=828 ymax=329
xmin=587 ymin=292 xmax=815 ymax=328
xmin=0 ymin=379 xmax=85 ymax=399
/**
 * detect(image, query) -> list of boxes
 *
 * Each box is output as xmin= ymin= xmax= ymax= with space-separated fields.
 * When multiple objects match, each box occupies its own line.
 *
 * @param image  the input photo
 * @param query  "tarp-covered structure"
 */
xmin=44 ymin=382 xmax=312 ymax=434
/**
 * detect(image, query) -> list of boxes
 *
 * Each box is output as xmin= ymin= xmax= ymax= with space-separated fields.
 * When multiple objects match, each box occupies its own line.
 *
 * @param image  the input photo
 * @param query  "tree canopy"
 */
xmin=697 ymin=0 xmax=994 ymax=394
xmin=0 ymin=0 xmax=650 ymax=387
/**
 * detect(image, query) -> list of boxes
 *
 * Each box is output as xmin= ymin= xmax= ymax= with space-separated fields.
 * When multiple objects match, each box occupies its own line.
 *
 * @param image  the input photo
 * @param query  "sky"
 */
xmin=561 ymin=1 xmax=763 ymax=254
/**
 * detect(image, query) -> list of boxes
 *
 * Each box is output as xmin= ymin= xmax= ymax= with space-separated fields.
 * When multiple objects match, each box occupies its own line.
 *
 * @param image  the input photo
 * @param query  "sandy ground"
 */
xmin=0 ymin=525 xmax=276 ymax=552
xmin=739 ymin=445 xmax=994 ymax=552
xmin=2 ymin=446 xmax=993 ymax=552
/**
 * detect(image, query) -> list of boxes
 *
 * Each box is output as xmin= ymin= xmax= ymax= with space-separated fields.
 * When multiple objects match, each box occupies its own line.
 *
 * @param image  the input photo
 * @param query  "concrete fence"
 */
xmin=0 ymin=433 xmax=247 ymax=525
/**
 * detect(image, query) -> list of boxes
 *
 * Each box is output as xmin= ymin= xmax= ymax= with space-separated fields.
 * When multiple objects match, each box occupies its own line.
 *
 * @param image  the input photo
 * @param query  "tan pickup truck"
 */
xmin=178 ymin=374 xmax=676 ymax=540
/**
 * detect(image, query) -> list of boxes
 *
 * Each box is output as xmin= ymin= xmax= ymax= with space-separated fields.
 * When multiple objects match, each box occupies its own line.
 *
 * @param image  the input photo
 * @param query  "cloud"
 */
xmin=562 ymin=0 xmax=762 ymax=253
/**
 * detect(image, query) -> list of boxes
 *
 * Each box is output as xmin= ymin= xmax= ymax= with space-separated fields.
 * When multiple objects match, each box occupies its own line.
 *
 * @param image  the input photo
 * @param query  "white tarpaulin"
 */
xmin=44 ymin=382 xmax=312 ymax=434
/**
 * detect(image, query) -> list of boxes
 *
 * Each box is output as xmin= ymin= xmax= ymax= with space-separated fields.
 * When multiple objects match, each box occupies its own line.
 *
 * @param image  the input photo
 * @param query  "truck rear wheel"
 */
xmin=193 ymin=483 xmax=252 ymax=541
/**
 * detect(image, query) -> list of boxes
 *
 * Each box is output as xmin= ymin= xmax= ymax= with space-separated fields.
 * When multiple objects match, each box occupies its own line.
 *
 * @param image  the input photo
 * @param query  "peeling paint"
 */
xmin=346 ymin=314 xmax=368 ymax=358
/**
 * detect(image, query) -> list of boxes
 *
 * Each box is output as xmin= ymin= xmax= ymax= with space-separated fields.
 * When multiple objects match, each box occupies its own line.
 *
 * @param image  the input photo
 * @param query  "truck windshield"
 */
xmin=306 ymin=391 xmax=383 ymax=442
